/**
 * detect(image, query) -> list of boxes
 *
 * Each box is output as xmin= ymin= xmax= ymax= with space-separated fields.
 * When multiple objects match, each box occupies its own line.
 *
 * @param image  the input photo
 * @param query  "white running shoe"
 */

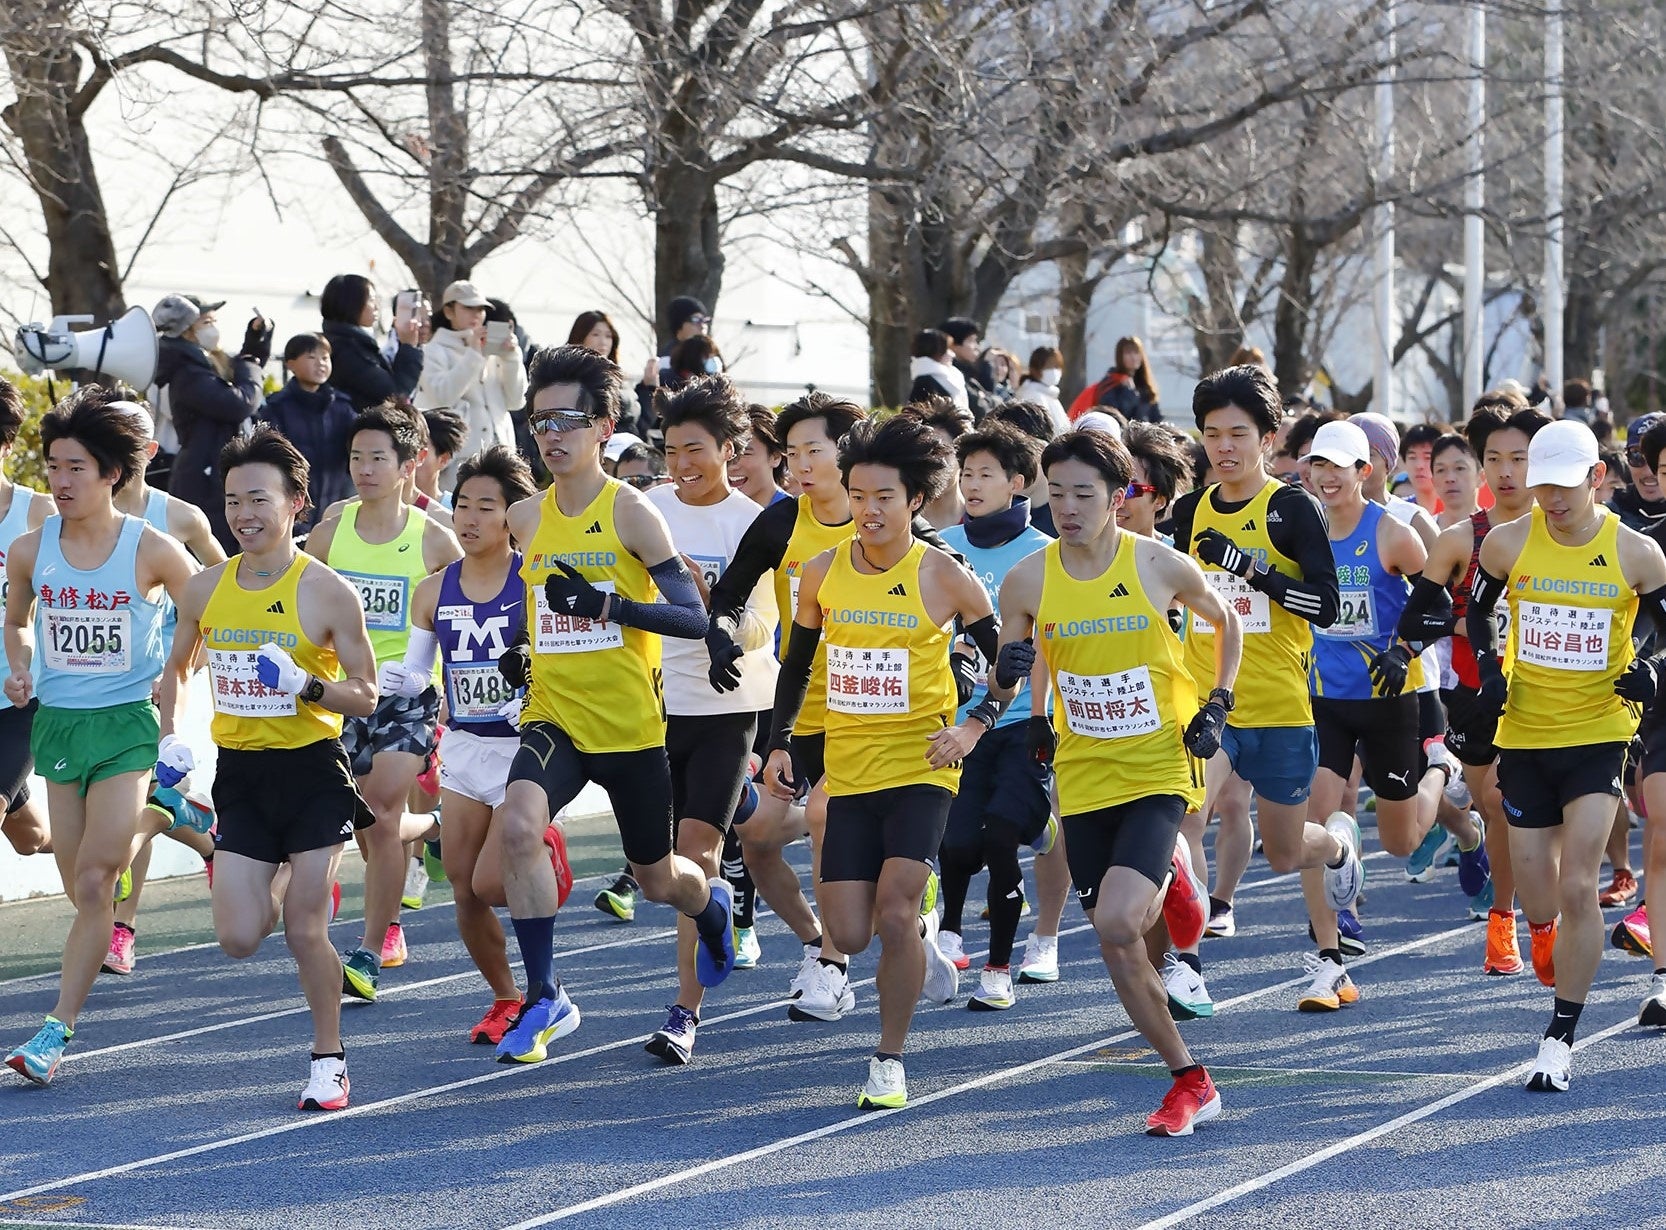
xmin=1427 ymin=741 xmax=1469 ymax=807
xmin=298 ymin=1055 xmax=349 ymax=1111
xmin=1016 ymin=934 xmax=1059 ymax=983
xmin=937 ymin=929 xmax=970 ymax=971
xmin=1526 ymin=1036 xmax=1571 ymax=1092
xmin=1321 ymin=813 xmax=1364 ymax=912
xmin=789 ymin=946 xmax=819 ymax=999
xmin=1641 ymin=973 xmax=1666 ymax=1028
xmin=1161 ymin=952 xmax=1215 ymax=1020
xmin=789 ymin=959 xmax=855 ymax=1022
xmin=857 ymin=1055 xmax=907 ymax=1110
xmin=1205 ymin=901 xmax=1237 ymax=938
xmin=400 ymin=857 xmax=427 ymax=910
xmin=920 ymin=910 xmax=959 ymax=1004
xmin=969 ymin=966 xmax=1015 ymax=1011
xmin=1296 ymin=952 xmax=1359 ymax=1012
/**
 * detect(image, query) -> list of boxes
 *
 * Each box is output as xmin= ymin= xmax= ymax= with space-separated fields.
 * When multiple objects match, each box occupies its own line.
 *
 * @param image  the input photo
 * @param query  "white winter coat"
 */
xmin=416 ymin=327 xmax=526 ymax=466
xmin=1015 ymin=378 xmax=1070 ymax=436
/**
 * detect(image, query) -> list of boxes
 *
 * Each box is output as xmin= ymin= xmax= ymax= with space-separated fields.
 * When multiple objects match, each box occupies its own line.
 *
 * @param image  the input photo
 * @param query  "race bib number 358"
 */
xmin=343 ymin=571 xmax=407 ymax=632
xmin=43 ymin=608 xmax=131 ymax=674
xmin=1515 ymin=601 xmax=1611 ymax=672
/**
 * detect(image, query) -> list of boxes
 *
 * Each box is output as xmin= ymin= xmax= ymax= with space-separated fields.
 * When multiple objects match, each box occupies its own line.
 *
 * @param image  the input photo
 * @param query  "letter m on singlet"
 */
xmin=454 ymin=614 xmax=511 ymax=655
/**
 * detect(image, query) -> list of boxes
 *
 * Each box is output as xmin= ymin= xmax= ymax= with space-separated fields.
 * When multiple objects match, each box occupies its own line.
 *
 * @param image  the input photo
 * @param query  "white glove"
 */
xmin=255 ymin=642 xmax=308 ymax=695
xmin=155 ymin=733 xmax=195 ymax=789
xmin=497 ymin=696 xmax=525 ymax=730
xmin=377 ymin=660 xmax=428 ymax=698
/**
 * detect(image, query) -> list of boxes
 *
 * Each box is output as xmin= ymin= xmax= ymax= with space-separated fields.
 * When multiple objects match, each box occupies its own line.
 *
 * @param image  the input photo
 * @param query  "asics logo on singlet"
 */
xmin=827 ymin=607 xmax=918 ymax=628
xmin=1354 ymin=540 xmax=1370 ymax=557
xmin=1108 ymin=582 xmax=1130 ymax=599
xmin=1588 ymin=554 xmax=1609 ymax=567
xmin=1040 ymin=614 xmax=1150 ymax=639
xmin=887 ymin=583 xmax=907 ymax=597
xmin=1512 ymin=574 xmax=1620 ymax=598
xmin=584 ymin=521 xmax=603 ymax=535
xmin=529 ymin=551 xmax=617 ymax=568
xmin=201 ymin=625 xmax=299 ymax=648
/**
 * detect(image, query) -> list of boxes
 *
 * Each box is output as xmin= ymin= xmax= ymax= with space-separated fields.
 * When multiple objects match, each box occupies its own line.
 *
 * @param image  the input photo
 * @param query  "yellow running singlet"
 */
xmin=775 ymin=496 xmax=855 ymax=737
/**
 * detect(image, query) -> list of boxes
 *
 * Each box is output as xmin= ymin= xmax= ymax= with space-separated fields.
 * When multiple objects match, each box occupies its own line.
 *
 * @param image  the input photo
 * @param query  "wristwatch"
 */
xmin=1208 ymin=687 xmax=1236 ymax=712
xmin=301 ymin=675 xmax=326 ymax=704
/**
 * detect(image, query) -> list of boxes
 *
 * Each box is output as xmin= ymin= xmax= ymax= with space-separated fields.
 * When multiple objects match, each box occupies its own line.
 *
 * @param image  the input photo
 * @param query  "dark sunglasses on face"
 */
xmin=620 ymin=473 xmax=665 ymax=489
xmin=1627 ymin=448 xmax=1647 ymax=468
xmin=530 ymin=410 xmax=597 ymax=435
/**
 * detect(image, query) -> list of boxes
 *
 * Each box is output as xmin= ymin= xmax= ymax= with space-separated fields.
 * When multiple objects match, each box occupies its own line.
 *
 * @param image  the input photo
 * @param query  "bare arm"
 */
xmin=422 ymin=517 xmax=464 ymax=575
xmin=171 ymin=500 xmax=228 ymax=566
xmin=2 ymin=531 xmax=40 ymax=708
xmin=1171 ymin=549 xmax=1241 ymax=694
xmin=304 ymin=517 xmax=339 ymax=562
xmin=315 ymin=570 xmax=379 ymax=718
xmin=158 ymin=568 xmax=217 ymax=737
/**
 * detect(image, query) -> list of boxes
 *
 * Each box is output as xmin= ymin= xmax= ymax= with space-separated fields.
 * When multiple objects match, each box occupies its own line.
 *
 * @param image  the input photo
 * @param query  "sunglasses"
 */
xmin=530 ymin=410 xmax=597 ymax=435
xmin=1627 ymin=447 xmax=1647 ymax=468
xmin=687 ymin=315 xmax=710 ymax=327
xmin=620 ymin=473 xmax=665 ymax=489
xmin=1124 ymin=482 xmax=1159 ymax=499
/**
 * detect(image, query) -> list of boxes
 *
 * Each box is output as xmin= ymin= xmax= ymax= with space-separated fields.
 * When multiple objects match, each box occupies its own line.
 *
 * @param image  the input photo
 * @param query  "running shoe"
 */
xmin=114 ymin=865 xmax=132 ymax=904
xmin=937 ymin=929 xmax=971 ymax=971
xmin=1029 ymin=813 xmax=1060 ymax=856
xmin=1529 ymin=919 xmax=1558 ymax=987
xmin=734 ymin=926 xmax=762 ymax=970
xmin=920 ymin=909 xmax=959 ymax=1004
xmin=424 ymin=837 xmax=445 ymax=884
xmin=381 ymin=923 xmax=408 ymax=968
xmin=5 ymin=1017 xmax=71 ymax=1085
xmin=1162 ymin=841 xmax=1208 ymax=950
xmin=1467 ymin=880 xmax=1496 ymax=921
xmin=470 ymin=998 xmax=524 ymax=1045
xmin=103 ymin=922 xmax=136 ymax=975
xmin=341 ymin=947 xmax=380 ymax=1001
xmin=298 ymin=1055 xmax=350 ymax=1111
xmin=1484 ymin=909 xmax=1525 ymax=976
xmin=1456 ymin=834 xmax=1491 ymax=900
xmin=694 ymin=878 xmax=737 ymax=988
xmin=543 ymin=824 xmax=574 ymax=908
xmin=920 ymin=867 xmax=939 ymax=918
xmin=1426 ymin=740 xmax=1466 ymax=807
xmin=1161 ymin=953 xmax=1214 ymax=1020
xmin=1640 ymin=973 xmax=1666 ymax=1028
xmin=417 ymin=728 xmax=443 ymax=795
xmin=788 ymin=960 xmax=855 ymax=1022
xmin=1306 ymin=914 xmax=1365 ymax=958
xmin=1525 ymin=1036 xmax=1571 ymax=1092
xmin=857 ymin=1055 xmax=907 ymax=1110
xmin=1205 ymin=899 xmax=1236 ymax=938
xmin=149 ymin=783 xmax=215 ymax=834
xmin=1016 ymin=934 xmax=1059 ymax=984
xmin=1404 ymin=824 xmax=1449 ymax=883
xmin=1321 ymin=813 xmax=1364 ymax=912
xmin=1145 ymin=1067 xmax=1221 ymax=1137
xmin=495 ymin=984 xmax=582 ymax=1064
xmin=969 ymin=966 xmax=1015 ymax=1011
xmin=595 ymin=872 xmax=637 ymax=922
xmin=1600 ymin=868 xmax=1639 ymax=908
xmin=401 ymin=858 xmax=427 ymax=910
xmin=1297 ymin=952 xmax=1359 ymax=1012
xmin=645 ymin=1004 xmax=699 ymax=1065
xmin=1613 ymin=905 xmax=1652 ymax=958
xmin=981 ymin=892 xmax=1029 ymax=921
xmin=788 ymin=946 xmax=819 ymax=1000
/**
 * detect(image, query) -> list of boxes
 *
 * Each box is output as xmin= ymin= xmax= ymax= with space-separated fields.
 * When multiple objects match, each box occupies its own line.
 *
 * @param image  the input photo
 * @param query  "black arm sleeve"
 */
xmin=1168 ymin=489 xmax=1202 ymax=556
xmin=1635 ymin=586 xmax=1666 ymax=668
xmin=1397 ymin=573 xmax=1456 ymax=645
xmin=964 ymin=612 xmax=1001 ymax=666
xmin=610 ymin=557 xmax=707 ymax=639
xmin=767 ymin=622 xmax=822 ymax=751
xmin=1466 ymin=566 xmax=1508 ymax=659
xmin=1253 ymin=485 xmax=1340 ymax=628
xmin=389 ymin=343 xmax=424 ymax=399
xmin=708 ymin=498 xmax=802 ymax=625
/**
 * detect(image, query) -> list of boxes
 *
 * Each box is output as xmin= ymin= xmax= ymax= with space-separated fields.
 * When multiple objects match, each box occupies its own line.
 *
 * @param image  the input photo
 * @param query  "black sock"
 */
xmin=691 ymin=890 xmax=728 ymax=940
xmin=939 ymin=844 xmax=981 ymax=935
xmin=874 ymin=1050 xmax=902 ymax=1063
xmin=1319 ymin=948 xmax=1344 ymax=966
xmin=983 ymin=842 xmax=1024 ymax=968
xmin=310 ymin=1050 xmax=345 ymax=1062
xmin=818 ymin=955 xmax=848 ymax=972
xmin=806 ymin=934 xmax=823 ymax=951
xmin=1208 ymin=895 xmax=1229 ymax=914
xmin=1177 ymin=952 xmax=1202 ymax=975
xmin=1545 ymin=997 xmax=1584 ymax=1044
xmin=1170 ymin=1063 xmax=1202 ymax=1079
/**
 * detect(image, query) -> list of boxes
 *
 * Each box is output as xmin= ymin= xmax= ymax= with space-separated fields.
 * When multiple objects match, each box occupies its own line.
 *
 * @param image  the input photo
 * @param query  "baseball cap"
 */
xmin=603 ymin=432 xmax=645 ymax=463
xmin=1074 ymin=411 xmax=1123 ymax=440
xmin=1525 ymin=419 xmax=1600 ymax=488
xmin=1626 ymin=412 xmax=1666 ymax=465
xmin=152 ymin=294 xmax=201 ymax=338
xmin=1309 ymin=420 xmax=1372 ymax=468
xmin=441 ymin=280 xmax=489 ymax=308
xmin=1349 ymin=412 xmax=1399 ymax=466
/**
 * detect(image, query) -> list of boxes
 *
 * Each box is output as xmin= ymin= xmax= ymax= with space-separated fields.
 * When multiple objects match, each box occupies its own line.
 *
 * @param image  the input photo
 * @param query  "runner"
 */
xmin=306 ymin=401 xmax=462 ymax=998
xmin=1627 ymin=413 xmax=1666 ymax=1023
xmin=3 ymin=389 xmax=196 ymax=1085
xmin=760 ymin=413 xmax=1003 ymax=1109
xmin=989 ymin=426 xmax=1240 ymax=1135
xmin=494 ymin=344 xmax=736 ymax=1064
xmin=1469 ymin=419 xmax=1666 ymax=1090
xmin=158 ymin=426 xmax=378 ymax=1110
xmin=1169 ymin=364 xmax=1360 ymax=1014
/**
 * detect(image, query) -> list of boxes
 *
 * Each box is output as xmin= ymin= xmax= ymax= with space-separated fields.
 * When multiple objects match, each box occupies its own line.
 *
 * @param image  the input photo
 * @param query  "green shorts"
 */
xmin=32 ymin=700 xmax=160 ymax=796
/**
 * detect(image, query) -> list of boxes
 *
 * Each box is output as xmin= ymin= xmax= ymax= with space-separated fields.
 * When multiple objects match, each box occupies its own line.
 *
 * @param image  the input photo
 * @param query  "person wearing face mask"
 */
xmin=1016 ymin=347 xmax=1070 ymax=436
xmin=637 ymin=335 xmax=725 ymax=439
xmin=151 ymin=294 xmax=268 ymax=552
xmin=416 ymin=281 xmax=526 ymax=484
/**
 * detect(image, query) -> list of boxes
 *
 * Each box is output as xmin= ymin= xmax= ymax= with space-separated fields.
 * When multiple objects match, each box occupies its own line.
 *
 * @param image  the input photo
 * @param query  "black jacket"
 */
xmin=321 ymin=321 xmax=423 ymax=410
xmin=154 ymin=335 xmax=261 ymax=545
xmin=258 ymin=380 xmax=357 ymax=532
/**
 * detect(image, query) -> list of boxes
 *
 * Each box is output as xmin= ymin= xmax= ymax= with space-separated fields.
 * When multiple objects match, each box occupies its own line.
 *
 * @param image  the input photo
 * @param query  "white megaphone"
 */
xmin=13 ymin=306 xmax=158 ymax=389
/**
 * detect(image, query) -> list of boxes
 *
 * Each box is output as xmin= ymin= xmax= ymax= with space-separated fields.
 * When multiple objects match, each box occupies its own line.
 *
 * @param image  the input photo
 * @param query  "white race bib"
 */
xmin=689 ymin=553 xmax=727 ymax=592
xmin=825 ymin=643 xmax=910 ymax=714
xmin=787 ymin=574 xmax=803 ymax=623
xmin=207 ymin=648 xmax=298 ymax=717
xmin=342 ymin=570 xmax=408 ymax=632
xmin=448 ymin=661 xmax=518 ymax=720
xmin=1515 ymin=601 xmax=1611 ymax=672
xmin=1319 ymin=588 xmax=1377 ymax=639
xmin=42 ymin=608 xmax=131 ymax=674
xmin=1056 ymin=666 xmax=1162 ymax=739
xmin=1192 ymin=571 xmax=1271 ymax=635
xmin=533 ymin=581 xmax=622 ymax=654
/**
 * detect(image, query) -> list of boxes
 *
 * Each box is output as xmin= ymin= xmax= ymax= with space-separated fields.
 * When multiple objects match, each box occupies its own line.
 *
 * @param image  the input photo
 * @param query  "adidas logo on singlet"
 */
xmin=266 ymin=600 xmax=285 ymax=614
xmin=1241 ymin=518 xmax=1257 ymax=531
xmin=1108 ymin=582 xmax=1130 ymax=599
xmin=584 ymin=521 xmax=603 ymax=535
xmin=888 ymin=583 xmax=908 ymax=597
xmin=1589 ymin=554 xmax=1609 ymax=567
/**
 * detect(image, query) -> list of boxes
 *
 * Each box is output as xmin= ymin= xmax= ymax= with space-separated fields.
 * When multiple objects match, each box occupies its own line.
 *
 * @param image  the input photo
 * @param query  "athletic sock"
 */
xmin=1545 ymin=997 xmax=1584 ymax=1044
xmin=874 ymin=1051 xmax=902 ymax=1063
xmin=691 ymin=891 xmax=728 ymax=940
xmin=1170 ymin=1063 xmax=1202 ymax=1080
xmin=806 ymin=934 xmax=823 ymax=951
xmin=817 ymin=956 xmax=848 ymax=972
xmin=1319 ymin=947 xmax=1344 ymax=967
xmin=510 ymin=915 xmax=557 ymax=1003
xmin=1177 ymin=952 xmax=1203 ymax=975
xmin=1208 ymin=895 xmax=1230 ymax=915
xmin=311 ymin=1050 xmax=345 ymax=1062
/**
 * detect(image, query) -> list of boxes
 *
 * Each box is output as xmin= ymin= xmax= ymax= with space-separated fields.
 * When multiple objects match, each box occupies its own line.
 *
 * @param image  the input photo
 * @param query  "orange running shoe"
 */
xmin=1146 ymin=1066 xmax=1221 ymax=1137
xmin=470 ymin=997 xmax=524 ymax=1045
xmin=1484 ymin=908 xmax=1524 ymax=976
xmin=1529 ymin=919 xmax=1557 ymax=987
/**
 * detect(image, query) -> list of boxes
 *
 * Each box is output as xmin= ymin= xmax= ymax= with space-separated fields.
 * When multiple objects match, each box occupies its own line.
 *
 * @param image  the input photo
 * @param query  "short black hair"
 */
xmin=485 ymin=297 xmax=517 ymax=326
xmin=659 ymin=375 xmax=750 ymax=448
xmin=456 ymin=443 xmax=536 ymax=506
xmin=668 ymin=334 xmax=721 ymax=379
xmin=838 ymin=413 xmax=953 ymax=503
xmin=742 ymin=404 xmax=787 ymax=484
xmin=0 ymin=375 xmax=25 ymax=448
xmin=776 ymin=392 xmax=865 ymax=451
xmin=41 ymin=384 xmax=152 ymax=492
xmin=1565 ymin=378 xmax=1592 ymax=409
xmin=614 ymin=442 xmax=666 ymax=475
xmin=526 ymin=343 xmax=625 ymax=422
xmin=283 ymin=332 xmax=330 ymax=363
xmin=1192 ymin=364 xmax=1282 ymax=436
xmin=1040 ymin=427 xmax=1134 ymax=492
xmin=911 ymin=329 xmax=951 ymax=361
xmin=421 ymin=408 xmax=467 ymax=460
xmin=351 ymin=400 xmax=424 ymax=465
xmin=1122 ymin=421 xmax=1194 ymax=510
xmin=1280 ymin=410 xmax=1330 ymax=460
xmin=1641 ymin=419 xmax=1666 ymax=472
xmin=221 ymin=424 xmax=312 ymax=515
xmin=1470 ymin=405 xmax=1550 ymax=459
xmin=987 ymin=398 xmax=1055 ymax=443
xmin=956 ymin=422 xmax=1041 ymax=485
xmin=319 ymin=274 xmax=373 ymax=326
xmin=901 ymin=394 xmax=974 ymax=441
xmin=940 ymin=317 xmax=980 ymax=346
xmin=1399 ymin=421 xmax=1451 ymax=459
xmin=1430 ymin=434 xmax=1476 ymax=467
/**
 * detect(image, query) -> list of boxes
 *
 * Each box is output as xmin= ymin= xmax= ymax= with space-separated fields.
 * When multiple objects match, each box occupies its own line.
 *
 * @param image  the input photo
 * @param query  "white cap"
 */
xmin=603 ymin=431 xmax=645 ymax=463
xmin=1074 ymin=411 xmax=1123 ymax=440
xmin=1526 ymin=419 xmax=1600 ymax=488
xmin=1308 ymin=420 xmax=1371 ymax=468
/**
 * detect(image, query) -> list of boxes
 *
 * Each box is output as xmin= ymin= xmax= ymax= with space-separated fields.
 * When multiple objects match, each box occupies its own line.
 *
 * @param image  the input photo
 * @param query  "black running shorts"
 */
xmin=822 ymin=784 xmax=953 ymax=884
xmin=1442 ymin=685 xmax=1499 ymax=768
xmin=1498 ymin=742 xmax=1627 ymax=829
xmin=942 ymin=721 xmax=1053 ymax=853
xmin=667 ymin=711 xmax=757 ymax=831
xmin=1062 ymin=794 xmax=1187 ymax=910
xmin=213 ymin=739 xmax=373 ymax=865
xmin=1314 ymin=694 xmax=1420 ymax=802
xmin=509 ymin=722 xmax=675 ymax=866
xmin=1641 ymin=717 xmax=1666 ymax=781
xmin=0 ymin=699 xmax=34 ymax=814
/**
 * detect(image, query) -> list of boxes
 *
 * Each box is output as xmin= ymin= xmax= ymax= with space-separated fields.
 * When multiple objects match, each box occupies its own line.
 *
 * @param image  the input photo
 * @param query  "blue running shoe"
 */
xmin=1404 ymin=824 xmax=1448 ymax=883
xmin=6 ymin=1016 xmax=72 ymax=1085
xmin=1457 ymin=835 xmax=1491 ymax=899
xmin=495 ymin=985 xmax=582 ymax=1064
xmin=1337 ymin=907 xmax=1366 ymax=957
xmin=696 ymin=878 xmax=737 ymax=988
xmin=149 ymin=783 xmax=216 ymax=835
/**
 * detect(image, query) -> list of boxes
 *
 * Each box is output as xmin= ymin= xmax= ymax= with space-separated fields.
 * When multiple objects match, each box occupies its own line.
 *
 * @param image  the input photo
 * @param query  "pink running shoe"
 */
xmin=381 ymin=922 xmax=408 ymax=968
xmin=1613 ymin=904 xmax=1651 ymax=958
xmin=102 ymin=923 xmax=136 ymax=975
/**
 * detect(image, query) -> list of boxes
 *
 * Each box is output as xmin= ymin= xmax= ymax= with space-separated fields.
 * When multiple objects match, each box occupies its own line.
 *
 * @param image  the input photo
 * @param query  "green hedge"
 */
xmin=1 ymin=369 xmax=53 ymax=493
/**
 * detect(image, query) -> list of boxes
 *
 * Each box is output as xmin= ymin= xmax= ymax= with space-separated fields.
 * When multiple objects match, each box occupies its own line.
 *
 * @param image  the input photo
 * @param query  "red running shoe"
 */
xmin=1146 ymin=1067 xmax=1221 ymax=1137
xmin=1529 ymin=919 xmax=1558 ymax=988
xmin=544 ymin=824 xmax=574 ymax=908
xmin=471 ymin=997 xmax=524 ymax=1045
xmin=1162 ymin=841 xmax=1208 ymax=950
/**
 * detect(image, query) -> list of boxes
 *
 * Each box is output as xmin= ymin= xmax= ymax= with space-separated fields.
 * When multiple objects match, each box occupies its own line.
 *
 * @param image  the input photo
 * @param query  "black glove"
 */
xmin=1476 ymin=652 xmax=1509 ymax=716
xmin=544 ymin=561 xmax=607 ymax=621
xmin=1368 ymin=644 xmax=1413 ymax=696
xmin=950 ymin=652 xmax=979 ymax=707
xmin=1026 ymin=715 xmax=1057 ymax=767
xmin=1193 ymin=528 xmax=1255 ymax=579
xmin=1616 ymin=657 xmax=1664 ymax=705
xmin=994 ymin=637 xmax=1036 ymax=690
xmin=705 ymin=621 xmax=744 ymax=692
xmin=240 ymin=315 xmax=274 ymax=366
xmin=1183 ymin=700 xmax=1228 ymax=760
xmin=498 ymin=643 xmax=530 ymax=690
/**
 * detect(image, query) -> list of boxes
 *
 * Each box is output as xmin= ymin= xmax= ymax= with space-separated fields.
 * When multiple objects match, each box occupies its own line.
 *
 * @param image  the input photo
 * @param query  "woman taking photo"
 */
xmin=319 ymin=274 xmax=424 ymax=411
xmin=417 ymin=280 xmax=526 ymax=472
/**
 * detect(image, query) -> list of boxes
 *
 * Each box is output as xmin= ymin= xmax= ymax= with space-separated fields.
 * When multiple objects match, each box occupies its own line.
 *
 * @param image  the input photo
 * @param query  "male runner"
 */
xmin=989 ymin=427 xmax=1241 ymax=1135
xmin=307 ymin=401 xmax=462 ymax=997
xmin=1469 ymin=419 xmax=1666 ymax=1091
xmin=761 ymin=413 xmax=1000 ymax=1109
xmin=3 ymin=390 xmax=196 ymax=1084
xmin=494 ymin=344 xmax=736 ymax=1064
xmin=159 ymin=426 xmax=378 ymax=1110
xmin=0 ymin=377 xmax=52 ymax=864
xmin=1626 ymin=414 xmax=1666 ymax=1022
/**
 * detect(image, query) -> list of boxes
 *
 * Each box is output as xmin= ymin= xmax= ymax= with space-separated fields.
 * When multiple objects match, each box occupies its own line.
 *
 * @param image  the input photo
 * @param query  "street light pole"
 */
xmin=1373 ymin=0 xmax=1396 ymax=418
xmin=1544 ymin=0 xmax=1565 ymax=401
xmin=1462 ymin=4 xmax=1486 ymax=411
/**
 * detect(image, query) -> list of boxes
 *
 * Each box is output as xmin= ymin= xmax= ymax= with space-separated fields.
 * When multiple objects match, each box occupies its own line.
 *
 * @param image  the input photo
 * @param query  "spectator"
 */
xmin=1230 ymin=344 xmax=1270 ymax=370
xmin=1069 ymin=336 xmax=1161 ymax=423
xmin=151 ymin=293 xmax=267 ymax=550
xmin=981 ymin=347 xmax=1021 ymax=400
xmin=612 ymin=441 xmax=668 ymax=490
xmin=637 ymin=335 xmax=723 ymax=436
xmin=1015 ymin=346 xmax=1069 ymax=435
xmin=908 ymin=329 xmax=968 ymax=410
xmin=1612 ymin=411 xmax=1666 ymax=532
xmin=381 ymin=289 xmax=432 ymax=363
xmin=659 ymin=295 xmax=710 ymax=361
xmin=567 ymin=310 xmax=621 ymax=362
xmin=941 ymin=316 xmax=998 ymax=420
xmin=416 ymin=280 xmax=525 ymax=477
xmin=1562 ymin=378 xmax=1594 ymax=425
xmin=257 ymin=332 xmax=356 ymax=533
xmin=418 ymin=407 xmax=468 ymax=508
xmin=320 ymin=273 xmax=423 ymax=409
xmin=487 ymin=297 xmax=533 ymax=359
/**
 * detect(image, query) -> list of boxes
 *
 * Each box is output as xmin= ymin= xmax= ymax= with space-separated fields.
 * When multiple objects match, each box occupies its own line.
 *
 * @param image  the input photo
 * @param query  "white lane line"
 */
xmin=495 ymin=917 xmax=1481 ymax=1227
xmin=1134 ymin=1014 xmax=1639 ymax=1230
